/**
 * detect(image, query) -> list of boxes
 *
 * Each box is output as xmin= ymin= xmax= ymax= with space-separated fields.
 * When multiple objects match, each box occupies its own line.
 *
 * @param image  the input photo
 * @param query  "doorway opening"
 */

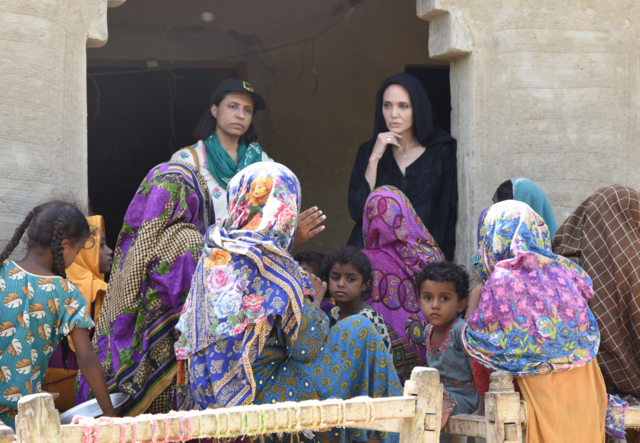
xmin=405 ymin=65 xmax=451 ymax=133
xmin=86 ymin=61 xmax=244 ymax=248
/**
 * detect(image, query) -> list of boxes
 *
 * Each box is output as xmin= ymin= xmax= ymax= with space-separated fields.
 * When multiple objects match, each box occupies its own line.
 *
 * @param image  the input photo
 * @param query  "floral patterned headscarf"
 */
xmin=175 ymin=162 xmax=307 ymax=408
xmin=463 ymin=200 xmax=600 ymax=377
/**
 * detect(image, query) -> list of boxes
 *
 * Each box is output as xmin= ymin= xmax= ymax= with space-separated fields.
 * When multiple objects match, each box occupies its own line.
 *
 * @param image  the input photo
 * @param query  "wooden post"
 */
xmin=484 ymin=371 xmax=522 ymax=443
xmin=400 ymin=367 xmax=442 ymax=443
xmin=16 ymin=393 xmax=63 ymax=443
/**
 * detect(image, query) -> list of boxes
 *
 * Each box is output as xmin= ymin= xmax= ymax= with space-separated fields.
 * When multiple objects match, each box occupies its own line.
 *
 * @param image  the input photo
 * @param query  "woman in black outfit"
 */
xmin=347 ymin=73 xmax=458 ymax=260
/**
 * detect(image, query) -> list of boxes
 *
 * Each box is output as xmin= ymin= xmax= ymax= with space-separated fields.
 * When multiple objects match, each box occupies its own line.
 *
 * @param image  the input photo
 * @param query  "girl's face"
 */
xmin=328 ymin=263 xmax=370 ymax=304
xmin=60 ymin=239 xmax=87 ymax=269
xmin=98 ymin=231 xmax=113 ymax=274
xmin=382 ymin=84 xmax=414 ymax=136
xmin=419 ymin=280 xmax=467 ymax=328
xmin=211 ymin=92 xmax=254 ymax=139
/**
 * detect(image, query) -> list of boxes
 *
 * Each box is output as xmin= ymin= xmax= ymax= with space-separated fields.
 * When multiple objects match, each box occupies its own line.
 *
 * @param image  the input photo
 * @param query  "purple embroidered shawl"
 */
xmin=362 ymin=186 xmax=443 ymax=366
xmin=76 ymin=162 xmax=213 ymax=414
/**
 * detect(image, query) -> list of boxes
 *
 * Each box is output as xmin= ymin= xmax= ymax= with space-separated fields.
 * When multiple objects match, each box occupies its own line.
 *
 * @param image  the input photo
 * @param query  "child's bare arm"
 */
xmin=70 ymin=327 xmax=116 ymax=417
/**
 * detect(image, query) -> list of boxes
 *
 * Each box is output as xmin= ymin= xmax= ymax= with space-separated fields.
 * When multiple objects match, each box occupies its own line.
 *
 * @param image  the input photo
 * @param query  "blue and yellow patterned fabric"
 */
xmin=175 ymin=162 xmax=305 ymax=409
xmin=175 ymin=162 xmax=403 ymax=442
xmin=0 ymin=261 xmax=93 ymax=429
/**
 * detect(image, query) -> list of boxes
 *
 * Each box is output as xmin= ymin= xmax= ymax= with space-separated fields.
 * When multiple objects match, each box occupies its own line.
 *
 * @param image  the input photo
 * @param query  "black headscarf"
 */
xmin=347 ymin=73 xmax=458 ymax=259
xmin=371 ymin=73 xmax=454 ymax=148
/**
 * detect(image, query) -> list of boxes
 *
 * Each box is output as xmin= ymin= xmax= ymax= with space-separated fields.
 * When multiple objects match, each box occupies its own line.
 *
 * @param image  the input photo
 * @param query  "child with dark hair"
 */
xmin=0 ymin=201 xmax=115 ymax=428
xmin=43 ymin=215 xmax=113 ymax=412
xmin=417 ymin=261 xmax=477 ymax=434
xmin=294 ymin=250 xmax=327 ymax=280
xmin=326 ymin=246 xmax=392 ymax=354
xmin=293 ymin=250 xmax=335 ymax=314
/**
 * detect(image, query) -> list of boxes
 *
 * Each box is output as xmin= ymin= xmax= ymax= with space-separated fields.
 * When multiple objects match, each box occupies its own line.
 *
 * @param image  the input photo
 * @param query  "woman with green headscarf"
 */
xmin=492 ymin=177 xmax=558 ymax=237
xmin=472 ymin=177 xmax=559 ymax=270
xmin=171 ymin=79 xmax=325 ymax=245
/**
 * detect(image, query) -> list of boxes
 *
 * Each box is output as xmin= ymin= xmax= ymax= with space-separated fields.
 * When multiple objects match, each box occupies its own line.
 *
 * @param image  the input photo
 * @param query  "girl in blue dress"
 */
xmin=0 ymin=201 xmax=114 ymax=429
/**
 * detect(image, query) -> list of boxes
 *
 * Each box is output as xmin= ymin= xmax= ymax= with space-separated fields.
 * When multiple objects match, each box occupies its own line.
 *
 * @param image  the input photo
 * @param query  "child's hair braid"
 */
xmin=4 ymin=201 xmax=93 ymax=369
xmin=0 ymin=211 xmax=34 ymax=264
xmin=50 ymin=219 xmax=67 ymax=278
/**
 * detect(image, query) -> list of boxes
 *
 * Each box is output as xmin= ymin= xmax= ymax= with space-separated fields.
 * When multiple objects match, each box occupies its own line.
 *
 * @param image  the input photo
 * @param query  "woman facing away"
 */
xmin=76 ymin=161 xmax=214 ymax=416
xmin=469 ymin=178 xmax=559 ymax=412
xmin=174 ymin=162 xmax=404 ymax=443
xmin=361 ymin=185 xmax=444 ymax=383
xmin=463 ymin=200 xmax=626 ymax=442
xmin=44 ymin=215 xmax=113 ymax=411
xmin=171 ymin=78 xmax=325 ymax=246
xmin=0 ymin=201 xmax=114 ymax=429
xmin=348 ymin=73 xmax=457 ymax=260
xmin=553 ymin=185 xmax=640 ymax=437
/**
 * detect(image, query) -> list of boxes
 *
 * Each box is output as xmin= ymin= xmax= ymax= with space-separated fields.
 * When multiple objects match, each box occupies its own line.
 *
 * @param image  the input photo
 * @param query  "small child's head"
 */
xmin=416 ymin=261 xmax=470 ymax=327
xmin=326 ymin=246 xmax=372 ymax=305
xmin=293 ymin=251 xmax=327 ymax=281
xmin=1 ymin=201 xmax=93 ymax=278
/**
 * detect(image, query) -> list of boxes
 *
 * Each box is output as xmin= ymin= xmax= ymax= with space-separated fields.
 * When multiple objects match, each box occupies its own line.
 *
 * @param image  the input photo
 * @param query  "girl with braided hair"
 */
xmin=0 ymin=201 xmax=115 ymax=429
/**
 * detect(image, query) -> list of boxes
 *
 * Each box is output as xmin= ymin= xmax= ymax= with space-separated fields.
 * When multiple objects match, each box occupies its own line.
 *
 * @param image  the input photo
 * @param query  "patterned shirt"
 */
xmin=0 ymin=261 xmax=93 ymax=429
xmin=329 ymin=306 xmax=393 ymax=354
xmin=170 ymin=141 xmax=273 ymax=224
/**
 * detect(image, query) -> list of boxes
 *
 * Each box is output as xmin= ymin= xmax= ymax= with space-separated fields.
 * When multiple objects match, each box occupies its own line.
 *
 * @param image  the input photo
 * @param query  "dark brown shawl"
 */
xmin=553 ymin=185 xmax=640 ymax=403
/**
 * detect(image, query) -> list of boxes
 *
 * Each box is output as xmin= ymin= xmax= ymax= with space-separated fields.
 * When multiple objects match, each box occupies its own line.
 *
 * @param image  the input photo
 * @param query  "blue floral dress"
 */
xmin=0 ymin=261 xmax=92 ymax=429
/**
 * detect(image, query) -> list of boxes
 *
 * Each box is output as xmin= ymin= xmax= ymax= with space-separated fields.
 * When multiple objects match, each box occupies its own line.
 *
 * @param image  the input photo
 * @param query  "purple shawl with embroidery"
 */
xmin=362 ymin=186 xmax=443 ymax=369
xmin=76 ymin=162 xmax=213 ymax=415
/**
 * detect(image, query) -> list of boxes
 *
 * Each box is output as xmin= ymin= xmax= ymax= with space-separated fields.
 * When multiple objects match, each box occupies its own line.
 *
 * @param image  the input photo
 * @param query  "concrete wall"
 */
xmin=418 ymin=0 xmax=640 ymax=266
xmin=0 ymin=0 xmax=120 ymax=257
xmin=85 ymin=0 xmax=445 ymax=255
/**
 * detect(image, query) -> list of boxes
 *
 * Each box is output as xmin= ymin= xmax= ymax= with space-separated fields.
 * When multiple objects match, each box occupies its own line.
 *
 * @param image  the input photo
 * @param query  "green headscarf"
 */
xmin=203 ymin=131 xmax=264 ymax=189
xmin=512 ymin=177 xmax=559 ymax=239
xmin=472 ymin=178 xmax=558 ymax=268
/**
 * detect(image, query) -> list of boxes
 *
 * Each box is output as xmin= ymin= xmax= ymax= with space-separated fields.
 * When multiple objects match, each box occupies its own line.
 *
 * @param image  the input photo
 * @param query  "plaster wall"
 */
xmin=85 ymin=0 xmax=445 ymax=254
xmin=418 ymin=0 xmax=640 ymax=266
xmin=0 ymin=0 xmax=118 ymax=257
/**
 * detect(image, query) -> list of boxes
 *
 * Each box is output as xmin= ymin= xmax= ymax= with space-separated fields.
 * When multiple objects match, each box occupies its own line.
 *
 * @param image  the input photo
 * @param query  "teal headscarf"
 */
xmin=512 ymin=177 xmax=559 ymax=239
xmin=472 ymin=178 xmax=559 ymax=268
xmin=203 ymin=132 xmax=264 ymax=189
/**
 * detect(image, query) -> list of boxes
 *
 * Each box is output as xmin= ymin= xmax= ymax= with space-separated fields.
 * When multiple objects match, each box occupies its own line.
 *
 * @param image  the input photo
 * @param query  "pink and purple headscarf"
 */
xmin=462 ymin=200 xmax=600 ymax=377
xmin=362 ymin=186 xmax=443 ymax=380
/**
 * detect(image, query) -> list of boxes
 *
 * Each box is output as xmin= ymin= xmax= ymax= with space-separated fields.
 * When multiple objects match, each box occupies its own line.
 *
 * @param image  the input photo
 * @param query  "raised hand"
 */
xmin=294 ymin=207 xmax=326 ymax=246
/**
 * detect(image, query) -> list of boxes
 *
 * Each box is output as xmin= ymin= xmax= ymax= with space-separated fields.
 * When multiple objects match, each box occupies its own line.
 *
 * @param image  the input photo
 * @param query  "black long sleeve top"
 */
xmin=347 ymin=140 xmax=458 ymax=260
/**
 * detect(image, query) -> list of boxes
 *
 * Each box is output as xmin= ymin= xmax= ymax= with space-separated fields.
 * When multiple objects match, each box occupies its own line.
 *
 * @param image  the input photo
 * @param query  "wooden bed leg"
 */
xmin=400 ymin=367 xmax=442 ymax=443
xmin=484 ymin=371 xmax=522 ymax=443
xmin=15 ymin=393 xmax=63 ymax=443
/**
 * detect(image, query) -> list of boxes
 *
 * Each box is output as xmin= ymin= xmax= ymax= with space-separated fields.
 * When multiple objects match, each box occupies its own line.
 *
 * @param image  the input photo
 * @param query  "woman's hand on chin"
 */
xmin=294 ymin=207 xmax=326 ymax=246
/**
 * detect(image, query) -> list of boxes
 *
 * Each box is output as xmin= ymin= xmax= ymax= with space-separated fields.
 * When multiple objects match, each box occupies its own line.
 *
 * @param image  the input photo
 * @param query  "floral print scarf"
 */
xmin=462 ymin=200 xmax=600 ymax=377
xmin=175 ymin=162 xmax=306 ymax=408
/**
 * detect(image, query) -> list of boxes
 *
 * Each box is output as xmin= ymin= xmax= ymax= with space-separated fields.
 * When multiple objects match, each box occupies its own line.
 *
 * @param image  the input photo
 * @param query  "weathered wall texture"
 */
xmin=85 ymin=0 xmax=445 ymax=255
xmin=418 ymin=0 xmax=640 ymax=266
xmin=0 ymin=0 xmax=121 ymax=257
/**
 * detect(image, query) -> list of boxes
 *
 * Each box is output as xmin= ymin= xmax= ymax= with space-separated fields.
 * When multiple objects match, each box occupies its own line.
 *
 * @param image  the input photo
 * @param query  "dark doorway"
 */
xmin=405 ymin=65 xmax=451 ymax=133
xmin=87 ymin=62 xmax=243 ymax=248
